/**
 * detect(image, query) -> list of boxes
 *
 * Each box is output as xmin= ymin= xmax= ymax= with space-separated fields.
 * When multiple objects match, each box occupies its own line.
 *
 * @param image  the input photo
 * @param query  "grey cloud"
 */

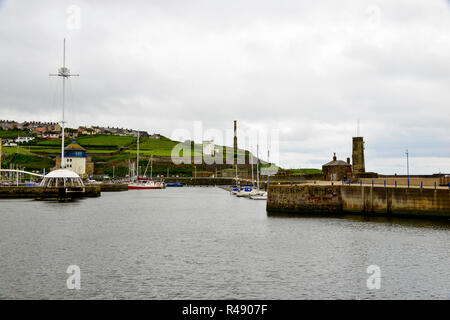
xmin=0 ymin=0 xmax=449 ymax=173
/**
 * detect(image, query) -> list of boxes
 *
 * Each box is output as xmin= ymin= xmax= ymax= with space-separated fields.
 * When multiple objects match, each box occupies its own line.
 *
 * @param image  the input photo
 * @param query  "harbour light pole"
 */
xmin=49 ymin=39 xmax=79 ymax=169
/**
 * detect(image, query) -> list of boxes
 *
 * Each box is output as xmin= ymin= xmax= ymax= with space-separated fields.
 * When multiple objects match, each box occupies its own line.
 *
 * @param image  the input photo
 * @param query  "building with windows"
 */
xmin=54 ymin=140 xmax=94 ymax=179
xmin=202 ymin=140 xmax=215 ymax=157
xmin=322 ymin=153 xmax=352 ymax=181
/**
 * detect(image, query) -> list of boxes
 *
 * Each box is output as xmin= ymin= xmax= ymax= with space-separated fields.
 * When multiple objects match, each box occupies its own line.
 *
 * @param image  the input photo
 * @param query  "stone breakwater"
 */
xmin=267 ymin=185 xmax=450 ymax=218
xmin=0 ymin=184 xmax=129 ymax=199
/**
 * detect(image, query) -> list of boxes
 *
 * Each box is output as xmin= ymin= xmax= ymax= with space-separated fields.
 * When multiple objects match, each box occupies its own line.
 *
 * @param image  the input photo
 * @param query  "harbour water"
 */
xmin=0 ymin=187 xmax=449 ymax=300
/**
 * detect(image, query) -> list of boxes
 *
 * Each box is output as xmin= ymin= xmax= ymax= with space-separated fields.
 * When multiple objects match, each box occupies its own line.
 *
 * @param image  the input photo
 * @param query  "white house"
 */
xmin=15 ymin=136 xmax=35 ymax=143
xmin=3 ymin=140 xmax=18 ymax=147
xmin=202 ymin=140 xmax=215 ymax=157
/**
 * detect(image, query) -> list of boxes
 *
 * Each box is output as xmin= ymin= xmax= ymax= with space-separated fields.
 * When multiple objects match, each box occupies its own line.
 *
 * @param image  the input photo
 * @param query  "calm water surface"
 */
xmin=0 ymin=187 xmax=449 ymax=299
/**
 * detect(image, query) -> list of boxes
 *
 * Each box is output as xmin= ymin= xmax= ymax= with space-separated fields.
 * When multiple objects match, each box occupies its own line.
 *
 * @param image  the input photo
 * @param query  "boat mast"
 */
xmin=49 ymin=39 xmax=79 ymax=169
xmin=256 ymin=143 xmax=260 ymax=191
xmin=143 ymin=156 xmax=151 ymax=177
xmin=251 ymin=149 xmax=254 ymax=186
xmin=136 ymin=131 xmax=140 ymax=179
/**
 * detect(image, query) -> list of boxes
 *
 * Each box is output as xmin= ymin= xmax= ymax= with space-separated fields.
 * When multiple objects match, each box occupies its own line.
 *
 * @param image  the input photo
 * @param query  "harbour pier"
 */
xmin=267 ymin=184 xmax=450 ymax=218
xmin=0 ymin=185 xmax=101 ymax=199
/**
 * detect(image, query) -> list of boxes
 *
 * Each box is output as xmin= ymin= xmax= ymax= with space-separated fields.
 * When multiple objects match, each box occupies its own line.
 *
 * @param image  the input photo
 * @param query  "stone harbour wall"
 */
xmin=267 ymin=185 xmax=450 ymax=218
xmin=266 ymin=185 xmax=343 ymax=214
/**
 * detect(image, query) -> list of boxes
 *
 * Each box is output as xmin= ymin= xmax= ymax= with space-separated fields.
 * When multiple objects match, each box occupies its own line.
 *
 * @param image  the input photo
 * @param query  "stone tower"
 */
xmin=352 ymin=137 xmax=365 ymax=174
xmin=233 ymin=120 xmax=237 ymax=166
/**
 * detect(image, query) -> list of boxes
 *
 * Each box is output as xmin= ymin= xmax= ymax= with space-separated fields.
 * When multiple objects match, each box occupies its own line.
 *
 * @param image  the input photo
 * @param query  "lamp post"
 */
xmin=406 ymin=149 xmax=410 ymax=188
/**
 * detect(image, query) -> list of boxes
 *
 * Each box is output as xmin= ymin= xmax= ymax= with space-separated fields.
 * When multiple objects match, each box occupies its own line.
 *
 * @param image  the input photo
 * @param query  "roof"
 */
xmin=44 ymin=169 xmax=81 ymax=178
xmin=323 ymin=160 xmax=351 ymax=167
xmin=65 ymin=142 xmax=86 ymax=151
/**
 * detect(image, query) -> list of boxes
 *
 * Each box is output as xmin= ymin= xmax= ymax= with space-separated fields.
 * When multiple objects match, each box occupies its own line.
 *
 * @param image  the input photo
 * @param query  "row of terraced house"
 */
xmin=0 ymin=120 xmax=158 ymax=139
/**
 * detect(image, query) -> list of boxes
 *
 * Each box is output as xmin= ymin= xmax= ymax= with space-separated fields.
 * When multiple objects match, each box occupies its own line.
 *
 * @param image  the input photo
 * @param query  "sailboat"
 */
xmin=235 ymin=153 xmax=255 ymax=197
xmin=128 ymin=133 xmax=166 ymax=190
xmin=249 ymin=144 xmax=267 ymax=200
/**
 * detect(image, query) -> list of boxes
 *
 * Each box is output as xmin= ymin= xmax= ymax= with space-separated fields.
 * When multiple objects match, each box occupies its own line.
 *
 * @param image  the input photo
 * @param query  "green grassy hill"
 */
xmin=1 ymin=134 xmax=234 ymax=176
xmin=1 ymin=133 xmax=321 ymax=177
xmin=1 ymin=146 xmax=54 ymax=171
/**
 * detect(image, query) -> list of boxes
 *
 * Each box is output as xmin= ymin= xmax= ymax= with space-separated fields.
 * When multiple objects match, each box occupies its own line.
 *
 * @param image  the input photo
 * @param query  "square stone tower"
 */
xmin=352 ymin=137 xmax=365 ymax=174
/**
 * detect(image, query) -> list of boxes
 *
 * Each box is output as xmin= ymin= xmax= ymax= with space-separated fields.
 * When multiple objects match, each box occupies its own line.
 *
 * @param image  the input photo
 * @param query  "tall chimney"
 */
xmin=233 ymin=120 xmax=237 ymax=166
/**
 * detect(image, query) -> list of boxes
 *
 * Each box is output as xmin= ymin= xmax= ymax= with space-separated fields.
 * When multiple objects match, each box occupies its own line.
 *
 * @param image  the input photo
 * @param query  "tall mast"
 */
xmin=250 ymin=150 xmax=254 ymax=186
xmin=256 ymin=143 xmax=260 ymax=191
xmin=49 ymin=39 xmax=79 ymax=169
xmin=136 ymin=131 xmax=140 ymax=179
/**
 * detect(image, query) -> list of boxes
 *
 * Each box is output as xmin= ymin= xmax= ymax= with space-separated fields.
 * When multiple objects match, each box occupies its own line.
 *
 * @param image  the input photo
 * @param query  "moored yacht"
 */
xmin=236 ymin=186 xmax=254 ymax=197
xmin=128 ymin=179 xmax=165 ymax=190
xmin=230 ymin=186 xmax=240 ymax=195
xmin=249 ymin=190 xmax=267 ymax=200
xmin=127 ymin=132 xmax=166 ymax=190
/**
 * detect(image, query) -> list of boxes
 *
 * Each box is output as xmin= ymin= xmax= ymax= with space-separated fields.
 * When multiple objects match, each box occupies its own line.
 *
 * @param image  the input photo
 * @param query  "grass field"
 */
xmin=77 ymin=135 xmax=135 ymax=147
xmin=0 ymin=130 xmax=32 ymax=139
xmin=1 ymin=146 xmax=54 ymax=170
xmin=27 ymin=146 xmax=60 ymax=154
xmin=35 ymin=135 xmax=136 ymax=148
xmin=288 ymin=168 xmax=322 ymax=174
xmin=35 ymin=139 xmax=63 ymax=146
xmin=3 ymin=146 xmax=35 ymax=156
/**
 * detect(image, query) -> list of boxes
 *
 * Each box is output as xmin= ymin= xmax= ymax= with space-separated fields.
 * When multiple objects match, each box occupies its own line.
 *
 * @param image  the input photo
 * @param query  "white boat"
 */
xmin=250 ymin=191 xmax=267 ymax=200
xmin=236 ymin=186 xmax=254 ymax=197
xmin=247 ymin=144 xmax=267 ymax=200
xmin=128 ymin=133 xmax=165 ymax=190
xmin=128 ymin=179 xmax=165 ymax=190
xmin=230 ymin=186 xmax=240 ymax=195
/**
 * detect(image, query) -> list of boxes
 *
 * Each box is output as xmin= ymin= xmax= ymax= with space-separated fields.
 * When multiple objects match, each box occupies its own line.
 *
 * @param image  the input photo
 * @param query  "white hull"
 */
xmin=249 ymin=191 xmax=267 ymax=200
xmin=236 ymin=191 xmax=252 ymax=197
xmin=250 ymin=195 xmax=267 ymax=200
xmin=128 ymin=181 xmax=166 ymax=189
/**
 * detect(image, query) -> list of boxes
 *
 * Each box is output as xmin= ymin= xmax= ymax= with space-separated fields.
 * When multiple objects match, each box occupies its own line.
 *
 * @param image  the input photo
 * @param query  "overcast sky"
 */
xmin=0 ymin=0 xmax=449 ymax=173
